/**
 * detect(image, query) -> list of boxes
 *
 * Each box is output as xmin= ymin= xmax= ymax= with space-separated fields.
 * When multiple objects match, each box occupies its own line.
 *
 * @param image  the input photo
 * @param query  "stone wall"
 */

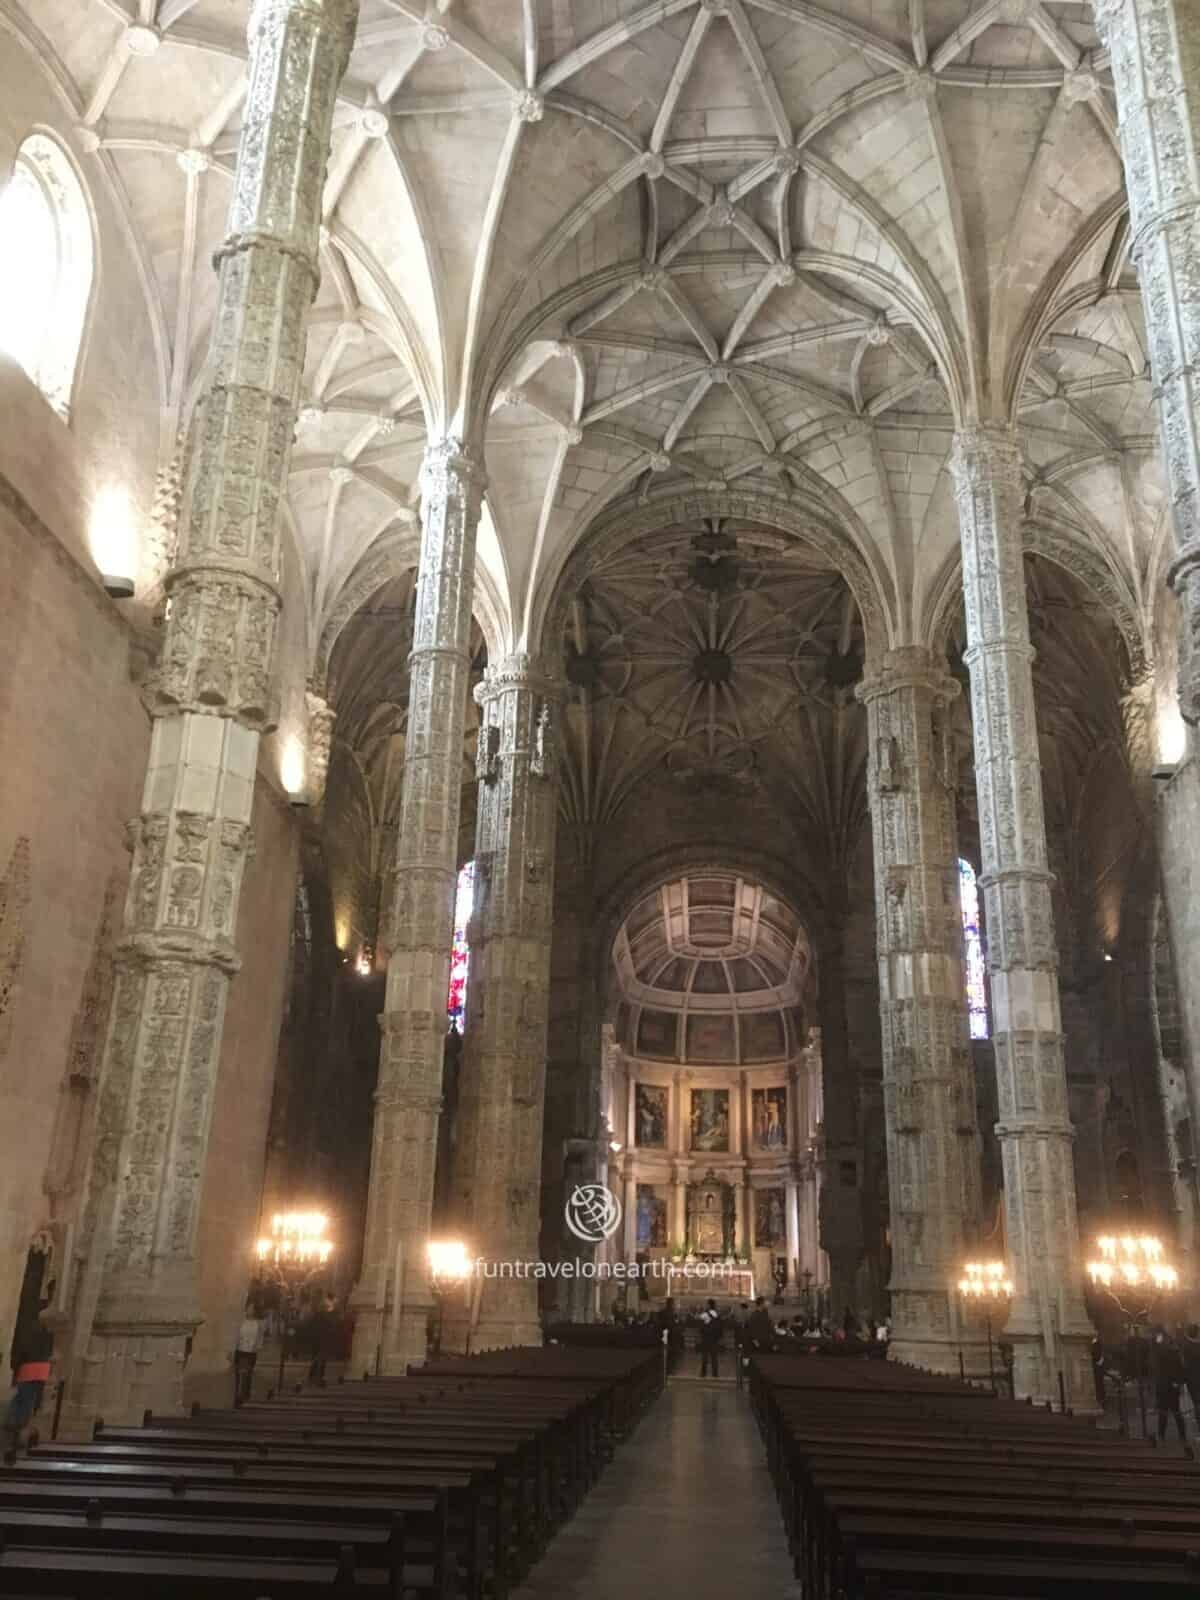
xmin=0 ymin=474 xmax=305 ymax=1379
xmin=0 ymin=480 xmax=149 ymax=1368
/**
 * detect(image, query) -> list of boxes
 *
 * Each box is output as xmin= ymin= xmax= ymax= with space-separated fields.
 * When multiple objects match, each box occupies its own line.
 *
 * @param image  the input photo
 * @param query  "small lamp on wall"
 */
xmin=279 ymin=736 xmax=308 ymax=807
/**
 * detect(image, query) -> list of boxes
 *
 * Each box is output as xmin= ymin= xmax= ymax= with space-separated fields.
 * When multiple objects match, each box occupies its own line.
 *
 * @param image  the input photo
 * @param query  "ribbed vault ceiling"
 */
xmin=9 ymin=0 xmax=1165 ymax=671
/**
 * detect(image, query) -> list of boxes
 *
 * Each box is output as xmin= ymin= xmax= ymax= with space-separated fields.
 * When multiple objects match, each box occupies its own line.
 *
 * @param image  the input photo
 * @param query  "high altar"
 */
xmin=661 ymin=1172 xmax=755 ymax=1299
xmin=687 ymin=1171 xmax=734 ymax=1256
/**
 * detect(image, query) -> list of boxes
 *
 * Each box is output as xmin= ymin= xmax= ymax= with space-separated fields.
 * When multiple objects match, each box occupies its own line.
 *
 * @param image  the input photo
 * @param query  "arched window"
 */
xmin=958 ymin=857 xmax=989 ymax=1040
xmin=447 ymin=860 xmax=475 ymax=1033
xmin=0 ymin=133 xmax=93 ymax=417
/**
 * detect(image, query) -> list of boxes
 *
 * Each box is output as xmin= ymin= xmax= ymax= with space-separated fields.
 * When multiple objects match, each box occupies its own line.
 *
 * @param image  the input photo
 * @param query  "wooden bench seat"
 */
xmin=748 ymin=1353 xmax=1200 ymax=1600
xmin=0 ymin=1345 xmax=662 ymax=1600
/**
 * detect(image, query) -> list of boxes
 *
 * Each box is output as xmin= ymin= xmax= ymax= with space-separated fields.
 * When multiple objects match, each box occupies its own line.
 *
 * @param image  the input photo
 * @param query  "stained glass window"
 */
xmin=958 ymin=858 xmax=989 ymax=1040
xmin=447 ymin=860 xmax=475 ymax=1033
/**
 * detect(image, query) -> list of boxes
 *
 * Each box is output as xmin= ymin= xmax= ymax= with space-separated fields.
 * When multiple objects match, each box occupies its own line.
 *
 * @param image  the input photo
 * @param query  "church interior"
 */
xmin=4 ymin=0 xmax=1200 ymax=1592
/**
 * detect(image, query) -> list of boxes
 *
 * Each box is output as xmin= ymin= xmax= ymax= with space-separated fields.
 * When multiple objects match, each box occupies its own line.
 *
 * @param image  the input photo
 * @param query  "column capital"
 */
xmin=1089 ymin=0 xmax=1124 ymax=41
xmin=249 ymin=0 xmax=359 ymax=48
xmin=474 ymin=652 xmax=565 ymax=705
xmin=419 ymin=435 xmax=486 ymax=502
xmin=855 ymin=644 xmax=959 ymax=706
xmin=304 ymin=686 xmax=336 ymax=805
xmin=949 ymin=424 xmax=1023 ymax=488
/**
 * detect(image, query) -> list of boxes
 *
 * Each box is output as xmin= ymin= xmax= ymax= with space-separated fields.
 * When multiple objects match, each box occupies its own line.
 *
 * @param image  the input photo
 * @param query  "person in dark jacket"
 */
xmin=1152 ymin=1329 xmax=1187 ymax=1442
xmin=1182 ymin=1323 xmax=1200 ymax=1420
xmin=697 ymin=1299 xmax=722 ymax=1378
xmin=4 ymin=1299 xmax=53 ymax=1445
xmin=307 ymin=1293 xmax=338 ymax=1385
xmin=746 ymin=1296 xmax=774 ymax=1352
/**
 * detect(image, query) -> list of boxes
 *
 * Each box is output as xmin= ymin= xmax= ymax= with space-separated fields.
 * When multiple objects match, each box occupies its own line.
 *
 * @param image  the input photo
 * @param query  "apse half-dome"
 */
xmin=611 ymin=873 xmax=809 ymax=1065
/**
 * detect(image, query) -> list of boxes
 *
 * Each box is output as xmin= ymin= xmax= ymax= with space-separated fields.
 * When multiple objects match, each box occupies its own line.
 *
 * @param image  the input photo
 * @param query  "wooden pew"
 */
xmin=747 ymin=1352 xmax=1200 ymax=1600
xmin=0 ymin=1344 xmax=662 ymax=1600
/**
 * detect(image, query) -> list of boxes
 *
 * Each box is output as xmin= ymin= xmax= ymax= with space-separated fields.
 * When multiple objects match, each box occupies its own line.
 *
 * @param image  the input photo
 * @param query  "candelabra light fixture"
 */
xmin=955 ymin=1260 xmax=1014 ymax=1393
xmin=1085 ymin=1233 xmax=1181 ymax=1436
xmin=255 ymin=1210 xmax=334 ymax=1268
xmin=427 ymin=1238 xmax=475 ymax=1357
xmin=1085 ymin=1234 xmax=1178 ymax=1297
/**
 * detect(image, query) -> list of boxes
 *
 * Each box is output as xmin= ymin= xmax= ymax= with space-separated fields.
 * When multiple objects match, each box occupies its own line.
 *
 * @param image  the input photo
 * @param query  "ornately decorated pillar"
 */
xmin=949 ymin=426 xmax=1095 ymax=1408
xmin=1096 ymin=0 xmax=1200 ymax=1299
xmin=1095 ymin=0 xmax=1200 ymax=722
xmin=815 ymin=906 xmax=863 ymax=1317
xmin=60 ymin=0 xmax=357 ymax=1427
xmin=857 ymin=647 xmax=983 ymax=1370
xmin=350 ymin=438 xmax=484 ymax=1375
xmin=448 ymin=655 xmax=560 ymax=1348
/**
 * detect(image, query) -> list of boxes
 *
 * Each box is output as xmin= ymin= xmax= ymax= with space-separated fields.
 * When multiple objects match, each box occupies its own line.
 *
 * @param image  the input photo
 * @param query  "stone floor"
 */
xmin=512 ymin=1380 xmax=802 ymax=1599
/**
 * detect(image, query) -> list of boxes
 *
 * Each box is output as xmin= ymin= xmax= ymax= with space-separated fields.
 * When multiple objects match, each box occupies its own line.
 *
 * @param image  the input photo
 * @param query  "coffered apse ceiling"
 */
xmin=610 ymin=871 xmax=810 ymax=1064
xmin=7 ymin=0 xmax=1173 ymax=696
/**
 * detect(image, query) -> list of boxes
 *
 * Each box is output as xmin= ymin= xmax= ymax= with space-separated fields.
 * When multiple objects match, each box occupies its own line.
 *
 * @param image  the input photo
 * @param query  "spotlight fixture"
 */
xmin=101 ymin=572 xmax=135 ymax=600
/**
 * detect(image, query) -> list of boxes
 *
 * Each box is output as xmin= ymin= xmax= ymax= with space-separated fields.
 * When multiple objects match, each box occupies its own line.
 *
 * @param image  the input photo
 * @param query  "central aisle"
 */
xmin=512 ymin=1381 xmax=803 ymax=1599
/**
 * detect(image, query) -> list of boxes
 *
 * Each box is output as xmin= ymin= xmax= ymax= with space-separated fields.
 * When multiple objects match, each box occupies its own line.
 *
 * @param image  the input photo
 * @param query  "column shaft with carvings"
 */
xmin=816 ymin=910 xmax=863 ymax=1316
xmin=60 ymin=0 xmax=357 ymax=1428
xmin=350 ymin=439 xmax=484 ymax=1375
xmin=449 ymin=656 xmax=559 ymax=1348
xmin=1096 ymin=0 xmax=1200 ymax=721
xmin=1098 ymin=0 xmax=1200 ymax=1304
xmin=950 ymin=426 xmax=1094 ymax=1407
xmin=858 ymin=647 xmax=983 ymax=1369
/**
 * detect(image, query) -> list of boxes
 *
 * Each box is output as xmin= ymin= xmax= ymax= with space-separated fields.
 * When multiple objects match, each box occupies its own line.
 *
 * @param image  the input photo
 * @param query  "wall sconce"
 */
xmin=279 ymin=735 xmax=308 ymax=807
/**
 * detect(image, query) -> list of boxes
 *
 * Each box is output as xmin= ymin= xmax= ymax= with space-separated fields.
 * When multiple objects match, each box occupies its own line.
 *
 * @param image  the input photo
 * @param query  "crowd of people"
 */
xmin=236 ymin=1271 xmax=349 ymax=1405
xmin=1092 ymin=1323 xmax=1200 ymax=1442
xmin=609 ymin=1296 xmax=890 ymax=1378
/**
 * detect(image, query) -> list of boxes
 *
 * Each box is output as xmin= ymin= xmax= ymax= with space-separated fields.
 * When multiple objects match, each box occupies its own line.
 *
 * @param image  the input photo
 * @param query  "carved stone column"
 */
xmin=441 ymin=656 xmax=560 ymax=1344
xmin=857 ymin=646 xmax=983 ymax=1370
xmin=448 ymin=656 xmax=560 ymax=1349
xmin=949 ymin=426 xmax=1095 ymax=1407
xmin=350 ymin=438 xmax=484 ymax=1375
xmin=58 ymin=0 xmax=357 ymax=1429
xmin=816 ymin=912 xmax=863 ymax=1316
xmin=1095 ymin=0 xmax=1200 ymax=722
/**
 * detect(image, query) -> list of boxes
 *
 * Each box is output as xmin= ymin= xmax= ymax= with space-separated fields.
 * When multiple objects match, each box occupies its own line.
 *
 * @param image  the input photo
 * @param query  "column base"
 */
xmin=441 ymin=1280 xmax=544 ymax=1353
xmin=349 ymin=1305 xmax=430 ymax=1377
xmin=887 ymin=1334 xmax=992 ymax=1380
xmin=1010 ymin=1330 xmax=1099 ymax=1414
xmin=59 ymin=1322 xmax=191 ymax=1436
xmin=468 ymin=1318 xmax=544 ymax=1353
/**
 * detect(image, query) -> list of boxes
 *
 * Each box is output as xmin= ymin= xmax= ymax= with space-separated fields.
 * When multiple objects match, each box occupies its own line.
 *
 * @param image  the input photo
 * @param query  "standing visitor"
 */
xmin=697 ymin=1299 xmax=722 ymax=1378
xmin=734 ymin=1301 xmax=750 ymax=1386
xmin=746 ymin=1295 xmax=774 ymax=1352
xmin=1182 ymin=1323 xmax=1200 ymax=1422
xmin=1152 ymin=1328 xmax=1187 ymax=1443
xmin=308 ymin=1293 xmax=338 ymax=1385
xmin=233 ymin=1300 xmax=265 ymax=1407
xmin=3 ymin=1297 xmax=53 ymax=1447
